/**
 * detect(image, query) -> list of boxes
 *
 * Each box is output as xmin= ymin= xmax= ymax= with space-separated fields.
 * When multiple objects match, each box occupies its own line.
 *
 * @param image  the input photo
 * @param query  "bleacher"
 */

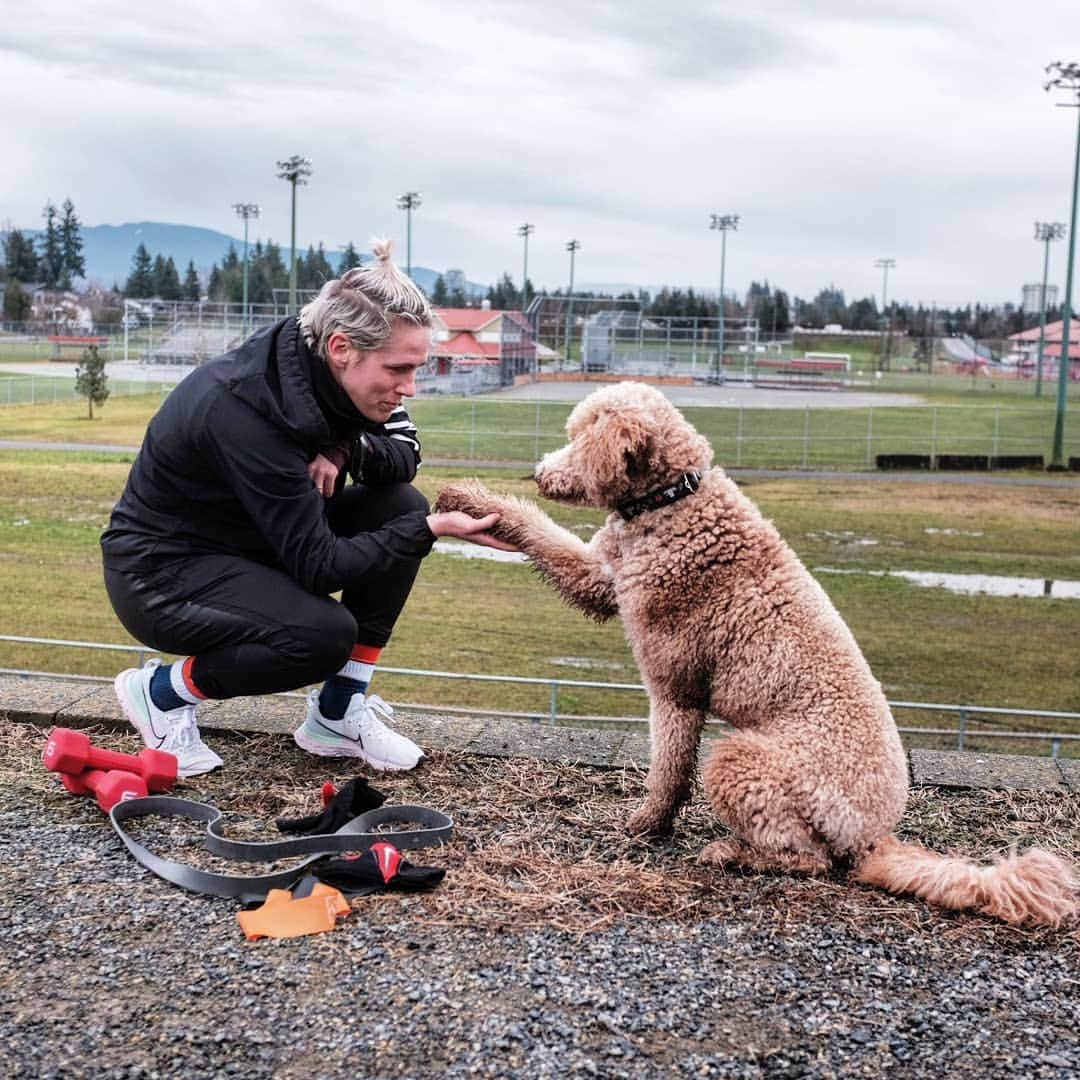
xmin=752 ymin=352 xmax=849 ymax=390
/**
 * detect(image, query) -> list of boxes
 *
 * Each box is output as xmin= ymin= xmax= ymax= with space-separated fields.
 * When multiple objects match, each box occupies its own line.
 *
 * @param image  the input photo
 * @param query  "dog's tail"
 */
xmin=852 ymin=835 xmax=1078 ymax=928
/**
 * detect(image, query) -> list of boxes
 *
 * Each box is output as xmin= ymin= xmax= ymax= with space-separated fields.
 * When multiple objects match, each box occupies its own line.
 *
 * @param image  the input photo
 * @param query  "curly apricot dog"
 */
xmin=436 ymin=382 xmax=1077 ymax=927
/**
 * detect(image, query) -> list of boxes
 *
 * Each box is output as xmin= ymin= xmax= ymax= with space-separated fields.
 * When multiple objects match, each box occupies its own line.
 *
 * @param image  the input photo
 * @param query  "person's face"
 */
xmin=326 ymin=320 xmax=430 ymax=422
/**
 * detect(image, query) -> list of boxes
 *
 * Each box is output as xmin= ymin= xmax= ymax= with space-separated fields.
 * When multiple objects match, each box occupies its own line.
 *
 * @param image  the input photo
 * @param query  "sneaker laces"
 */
xmin=162 ymin=706 xmax=201 ymax=750
xmin=343 ymin=694 xmax=395 ymax=742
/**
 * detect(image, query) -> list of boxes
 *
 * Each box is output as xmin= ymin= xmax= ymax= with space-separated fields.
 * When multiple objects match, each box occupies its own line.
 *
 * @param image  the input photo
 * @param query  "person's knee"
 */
xmin=290 ymin=603 xmax=357 ymax=676
xmin=388 ymin=483 xmax=429 ymax=516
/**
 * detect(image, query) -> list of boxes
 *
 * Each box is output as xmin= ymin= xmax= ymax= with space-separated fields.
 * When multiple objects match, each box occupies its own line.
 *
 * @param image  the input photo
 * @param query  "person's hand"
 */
xmin=426 ymin=511 xmax=518 ymax=552
xmin=308 ymin=453 xmax=339 ymax=498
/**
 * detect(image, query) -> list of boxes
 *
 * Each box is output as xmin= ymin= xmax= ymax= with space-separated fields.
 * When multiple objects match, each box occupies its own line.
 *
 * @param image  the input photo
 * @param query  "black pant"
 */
xmin=104 ymin=483 xmax=429 ymax=699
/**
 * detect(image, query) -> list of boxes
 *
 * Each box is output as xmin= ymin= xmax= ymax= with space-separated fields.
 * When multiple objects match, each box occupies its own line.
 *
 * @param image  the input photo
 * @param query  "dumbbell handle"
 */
xmin=60 ymin=768 xmax=147 ymax=812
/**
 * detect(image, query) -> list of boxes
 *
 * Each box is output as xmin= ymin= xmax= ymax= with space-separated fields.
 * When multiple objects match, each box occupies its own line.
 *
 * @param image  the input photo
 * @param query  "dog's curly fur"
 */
xmin=435 ymin=382 xmax=1078 ymax=927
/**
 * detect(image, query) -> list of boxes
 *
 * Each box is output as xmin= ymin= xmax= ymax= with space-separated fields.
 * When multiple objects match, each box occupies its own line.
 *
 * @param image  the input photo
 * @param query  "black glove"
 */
xmin=314 ymin=841 xmax=446 ymax=895
xmin=275 ymin=777 xmax=387 ymax=834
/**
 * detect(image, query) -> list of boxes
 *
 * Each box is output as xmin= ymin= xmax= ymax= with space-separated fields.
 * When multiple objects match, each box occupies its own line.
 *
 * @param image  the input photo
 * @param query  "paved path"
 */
xmin=2 ymin=673 xmax=1075 ymax=791
xmin=486 ymin=379 xmax=925 ymax=409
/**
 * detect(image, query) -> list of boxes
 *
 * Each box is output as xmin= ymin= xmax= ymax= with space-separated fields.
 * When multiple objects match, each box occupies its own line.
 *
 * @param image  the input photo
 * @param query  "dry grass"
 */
xmin=6 ymin=718 xmax=1078 ymax=947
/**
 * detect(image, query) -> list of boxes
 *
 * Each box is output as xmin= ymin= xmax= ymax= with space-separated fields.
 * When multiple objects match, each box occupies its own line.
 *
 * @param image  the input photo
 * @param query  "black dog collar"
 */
xmin=617 ymin=471 xmax=702 ymax=521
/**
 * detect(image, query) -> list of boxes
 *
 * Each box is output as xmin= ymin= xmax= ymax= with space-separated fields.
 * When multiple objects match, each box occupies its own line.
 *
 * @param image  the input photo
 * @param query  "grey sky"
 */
xmin=2 ymin=0 xmax=1079 ymax=306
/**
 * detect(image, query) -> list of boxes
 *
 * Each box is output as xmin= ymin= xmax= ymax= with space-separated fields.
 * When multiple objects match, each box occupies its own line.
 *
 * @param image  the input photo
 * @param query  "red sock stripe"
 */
xmin=351 ymin=644 xmax=382 ymax=664
xmin=181 ymin=656 xmax=207 ymax=699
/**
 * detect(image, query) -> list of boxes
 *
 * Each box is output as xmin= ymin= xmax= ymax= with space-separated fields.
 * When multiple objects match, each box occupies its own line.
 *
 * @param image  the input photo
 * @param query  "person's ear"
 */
xmin=326 ymin=332 xmax=353 ymax=371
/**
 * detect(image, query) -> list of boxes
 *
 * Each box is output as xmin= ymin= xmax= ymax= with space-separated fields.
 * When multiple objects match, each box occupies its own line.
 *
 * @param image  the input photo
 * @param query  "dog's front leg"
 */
xmin=626 ymin=700 xmax=707 ymax=836
xmin=436 ymin=481 xmax=618 ymax=620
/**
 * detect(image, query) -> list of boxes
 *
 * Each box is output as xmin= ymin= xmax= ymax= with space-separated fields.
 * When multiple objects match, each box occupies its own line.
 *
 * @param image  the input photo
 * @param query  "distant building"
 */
xmin=444 ymin=269 xmax=466 ymax=295
xmin=422 ymin=307 xmax=537 ymax=393
xmin=1006 ymin=319 xmax=1080 ymax=379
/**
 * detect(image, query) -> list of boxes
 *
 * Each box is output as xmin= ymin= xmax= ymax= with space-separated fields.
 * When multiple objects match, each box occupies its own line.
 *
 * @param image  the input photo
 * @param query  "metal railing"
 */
xmin=1 ymin=634 xmax=1078 ymax=757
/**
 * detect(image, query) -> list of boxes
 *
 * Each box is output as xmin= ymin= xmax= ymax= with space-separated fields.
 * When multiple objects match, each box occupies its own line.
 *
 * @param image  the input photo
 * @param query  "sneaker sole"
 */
xmin=292 ymin=724 xmax=420 ymax=771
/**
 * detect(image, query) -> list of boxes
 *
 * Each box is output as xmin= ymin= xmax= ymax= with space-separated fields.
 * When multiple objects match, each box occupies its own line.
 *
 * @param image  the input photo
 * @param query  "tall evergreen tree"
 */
xmin=431 ymin=275 xmax=448 ymax=304
xmin=183 ymin=260 xmax=201 ymax=301
xmin=151 ymin=254 xmax=167 ymax=297
xmin=157 ymin=256 xmax=182 ymax=300
xmin=39 ymin=202 xmax=64 ymax=288
xmin=3 ymin=229 xmax=40 ymax=281
xmin=125 ymin=243 xmax=155 ymax=298
xmin=58 ymin=198 xmax=85 ymax=287
xmin=338 ymin=242 xmax=362 ymax=274
xmin=2 ymin=279 xmax=32 ymax=321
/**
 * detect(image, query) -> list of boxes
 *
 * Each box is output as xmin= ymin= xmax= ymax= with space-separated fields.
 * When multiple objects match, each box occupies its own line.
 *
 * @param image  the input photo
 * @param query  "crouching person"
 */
xmin=101 ymin=240 xmax=507 ymax=776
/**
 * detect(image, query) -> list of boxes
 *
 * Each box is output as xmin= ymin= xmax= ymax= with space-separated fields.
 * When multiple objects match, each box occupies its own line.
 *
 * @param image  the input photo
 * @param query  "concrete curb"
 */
xmin=2 ymin=673 xmax=1076 ymax=792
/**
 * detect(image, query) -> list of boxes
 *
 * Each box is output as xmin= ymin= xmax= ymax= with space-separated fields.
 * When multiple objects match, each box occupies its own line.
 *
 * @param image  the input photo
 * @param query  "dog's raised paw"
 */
xmin=433 ymin=480 xmax=495 ymax=517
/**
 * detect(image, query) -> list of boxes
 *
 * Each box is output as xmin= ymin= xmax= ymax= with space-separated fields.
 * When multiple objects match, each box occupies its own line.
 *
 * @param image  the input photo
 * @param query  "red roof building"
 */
xmin=1007 ymin=318 xmax=1080 ymax=361
xmin=423 ymin=306 xmax=537 ymax=391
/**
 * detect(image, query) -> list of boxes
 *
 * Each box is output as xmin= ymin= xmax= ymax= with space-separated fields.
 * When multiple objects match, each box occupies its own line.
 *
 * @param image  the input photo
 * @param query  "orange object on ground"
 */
xmin=237 ymin=884 xmax=351 ymax=940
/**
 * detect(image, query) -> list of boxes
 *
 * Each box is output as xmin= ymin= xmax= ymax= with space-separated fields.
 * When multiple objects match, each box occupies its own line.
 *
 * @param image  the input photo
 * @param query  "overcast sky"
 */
xmin=2 ymin=0 xmax=1079 ymax=306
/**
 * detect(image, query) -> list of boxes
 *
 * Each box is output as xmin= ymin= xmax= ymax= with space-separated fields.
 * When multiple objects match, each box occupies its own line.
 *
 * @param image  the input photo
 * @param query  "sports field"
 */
xmin=0 ymin=384 xmax=1077 ymax=754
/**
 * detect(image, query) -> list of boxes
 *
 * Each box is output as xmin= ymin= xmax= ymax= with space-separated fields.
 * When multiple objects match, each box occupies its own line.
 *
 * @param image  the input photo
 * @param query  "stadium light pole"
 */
xmin=276 ymin=155 xmax=312 ymax=313
xmin=518 ymin=223 xmax=535 ymax=313
xmin=709 ymin=214 xmax=739 ymax=382
xmin=564 ymin=239 xmax=580 ymax=368
xmin=397 ymin=192 xmax=422 ymax=279
xmin=232 ymin=202 xmax=260 ymax=337
xmin=1033 ymin=222 xmax=1066 ymax=399
xmin=874 ymin=258 xmax=896 ymax=371
xmin=1044 ymin=61 xmax=1080 ymax=470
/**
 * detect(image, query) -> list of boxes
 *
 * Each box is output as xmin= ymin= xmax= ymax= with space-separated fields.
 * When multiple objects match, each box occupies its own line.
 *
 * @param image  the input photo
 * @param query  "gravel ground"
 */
xmin=2 ymin=719 xmax=1078 ymax=1079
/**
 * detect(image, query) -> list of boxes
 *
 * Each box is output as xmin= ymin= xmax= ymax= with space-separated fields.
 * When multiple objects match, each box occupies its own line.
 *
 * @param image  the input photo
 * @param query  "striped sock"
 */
xmin=149 ymin=658 xmax=206 ymax=712
xmin=318 ymin=645 xmax=381 ymax=721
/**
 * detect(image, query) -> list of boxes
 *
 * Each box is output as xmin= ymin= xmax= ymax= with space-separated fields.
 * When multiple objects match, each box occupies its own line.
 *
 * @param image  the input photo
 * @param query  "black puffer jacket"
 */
xmin=101 ymin=318 xmax=435 ymax=593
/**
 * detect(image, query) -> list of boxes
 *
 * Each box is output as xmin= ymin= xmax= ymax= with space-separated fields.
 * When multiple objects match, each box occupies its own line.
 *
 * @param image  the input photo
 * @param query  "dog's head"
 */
xmin=535 ymin=382 xmax=713 ymax=509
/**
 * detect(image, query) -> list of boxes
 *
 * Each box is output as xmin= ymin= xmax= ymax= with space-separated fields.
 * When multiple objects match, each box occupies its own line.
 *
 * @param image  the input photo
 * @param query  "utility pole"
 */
xmin=1033 ymin=222 xmax=1066 ymax=398
xmin=874 ymin=258 xmax=896 ymax=370
xmin=397 ymin=192 xmax=422 ymax=278
xmin=564 ymin=239 xmax=580 ymax=368
xmin=709 ymin=214 xmax=739 ymax=382
xmin=275 ymin=155 xmax=312 ymax=313
xmin=518 ymin=223 xmax=535 ymax=313
xmin=1044 ymin=61 xmax=1080 ymax=469
xmin=232 ymin=202 xmax=260 ymax=337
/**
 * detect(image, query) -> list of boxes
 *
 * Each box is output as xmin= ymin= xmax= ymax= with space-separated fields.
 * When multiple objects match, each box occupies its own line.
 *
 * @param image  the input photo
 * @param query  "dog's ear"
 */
xmin=605 ymin=411 xmax=652 ymax=481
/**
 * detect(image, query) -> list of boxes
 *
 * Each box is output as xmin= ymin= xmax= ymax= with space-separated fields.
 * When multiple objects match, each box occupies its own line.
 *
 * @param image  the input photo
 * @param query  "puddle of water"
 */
xmin=432 ymin=540 xmax=528 ymax=564
xmin=806 ymin=530 xmax=879 ymax=546
xmin=549 ymin=656 xmax=628 ymax=671
xmin=924 ymin=527 xmax=984 ymax=537
xmin=814 ymin=567 xmax=1080 ymax=599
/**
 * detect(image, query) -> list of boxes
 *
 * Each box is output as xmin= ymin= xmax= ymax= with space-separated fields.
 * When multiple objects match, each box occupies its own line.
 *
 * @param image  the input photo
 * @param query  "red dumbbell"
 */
xmin=60 ymin=768 xmax=148 ymax=812
xmin=43 ymin=728 xmax=177 ymax=792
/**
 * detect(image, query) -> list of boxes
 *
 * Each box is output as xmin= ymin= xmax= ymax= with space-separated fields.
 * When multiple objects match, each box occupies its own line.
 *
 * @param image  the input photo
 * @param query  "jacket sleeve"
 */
xmin=200 ymin=397 xmax=435 ymax=594
xmin=349 ymin=405 xmax=421 ymax=485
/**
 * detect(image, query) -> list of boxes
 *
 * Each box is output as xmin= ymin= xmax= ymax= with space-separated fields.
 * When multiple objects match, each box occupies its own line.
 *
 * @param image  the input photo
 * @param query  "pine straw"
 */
xmin=5 ymin=718 xmax=1078 ymax=943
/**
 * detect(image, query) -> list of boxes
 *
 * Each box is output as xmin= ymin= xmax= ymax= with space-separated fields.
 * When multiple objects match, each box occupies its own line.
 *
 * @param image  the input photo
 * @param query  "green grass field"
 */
xmin=3 ymin=389 xmax=1075 ymax=467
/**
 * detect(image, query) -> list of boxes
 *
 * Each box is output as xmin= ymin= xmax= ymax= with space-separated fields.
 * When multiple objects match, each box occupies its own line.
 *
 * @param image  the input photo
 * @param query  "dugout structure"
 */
xmin=529 ymin=296 xmax=758 ymax=381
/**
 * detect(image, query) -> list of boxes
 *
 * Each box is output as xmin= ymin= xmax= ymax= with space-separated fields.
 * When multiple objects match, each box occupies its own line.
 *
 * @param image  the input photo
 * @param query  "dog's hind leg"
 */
xmin=698 ymin=838 xmax=831 ymax=876
xmin=699 ymin=731 xmax=832 ymax=873
xmin=625 ymin=701 xmax=706 ymax=836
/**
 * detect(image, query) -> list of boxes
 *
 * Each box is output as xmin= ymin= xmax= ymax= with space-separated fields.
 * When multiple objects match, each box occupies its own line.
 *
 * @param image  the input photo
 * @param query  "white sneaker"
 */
xmin=113 ymin=659 xmax=224 ymax=778
xmin=293 ymin=690 xmax=423 ymax=771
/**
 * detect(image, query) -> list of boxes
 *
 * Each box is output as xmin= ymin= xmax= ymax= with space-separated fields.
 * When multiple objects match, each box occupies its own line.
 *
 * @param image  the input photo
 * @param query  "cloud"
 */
xmin=2 ymin=0 xmax=1079 ymax=305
